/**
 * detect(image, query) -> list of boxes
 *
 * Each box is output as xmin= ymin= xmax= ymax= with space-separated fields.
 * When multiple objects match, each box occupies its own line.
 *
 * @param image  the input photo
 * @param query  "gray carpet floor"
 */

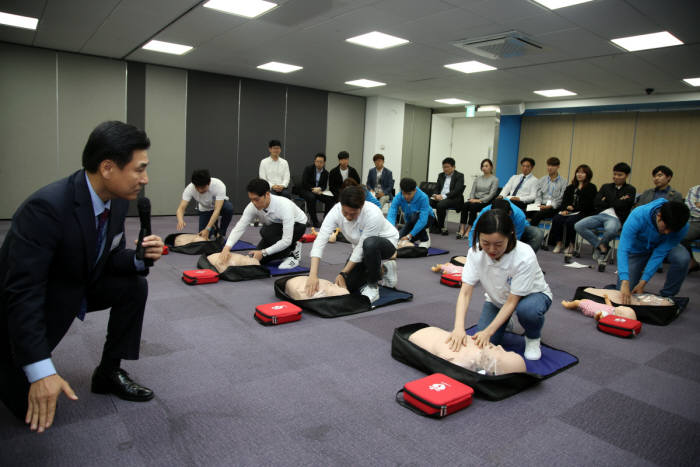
xmin=1 ymin=215 xmax=699 ymax=466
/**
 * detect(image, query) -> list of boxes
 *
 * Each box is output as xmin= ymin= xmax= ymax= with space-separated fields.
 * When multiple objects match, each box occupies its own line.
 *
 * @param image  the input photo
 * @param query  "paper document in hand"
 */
xmin=322 ymin=190 xmax=333 ymax=197
xmin=526 ymin=204 xmax=540 ymax=212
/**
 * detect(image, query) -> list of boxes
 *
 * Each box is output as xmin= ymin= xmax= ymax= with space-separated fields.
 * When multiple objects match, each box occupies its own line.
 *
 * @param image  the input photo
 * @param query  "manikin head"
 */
xmin=285 ymin=276 xmax=349 ymax=299
xmin=612 ymin=162 xmax=631 ymax=186
xmin=409 ymin=326 xmax=526 ymax=375
xmin=82 ymin=121 xmax=151 ymax=201
xmin=247 ymin=178 xmax=272 ymax=210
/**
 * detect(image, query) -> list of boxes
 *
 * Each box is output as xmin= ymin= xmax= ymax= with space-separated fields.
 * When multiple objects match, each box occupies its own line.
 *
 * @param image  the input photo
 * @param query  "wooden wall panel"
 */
xmin=518 ymin=115 xmax=574 ymax=181
xmin=570 ymin=113 xmax=636 ymax=188
xmin=631 ymin=111 xmax=700 ymax=197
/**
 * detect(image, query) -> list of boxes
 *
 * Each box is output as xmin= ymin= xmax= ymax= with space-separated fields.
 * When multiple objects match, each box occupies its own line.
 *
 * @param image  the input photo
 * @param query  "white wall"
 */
xmin=428 ymin=115 xmax=499 ymax=191
xmin=427 ymin=114 xmax=453 ymax=180
xmin=326 ymin=93 xmax=365 ymax=169
xmin=362 ymin=96 xmax=405 ymax=183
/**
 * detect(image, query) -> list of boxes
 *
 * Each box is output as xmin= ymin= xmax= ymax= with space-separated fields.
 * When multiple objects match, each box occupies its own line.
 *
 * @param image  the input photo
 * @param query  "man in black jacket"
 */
xmin=298 ymin=153 xmax=335 ymax=228
xmin=329 ymin=151 xmax=361 ymax=200
xmin=575 ymin=162 xmax=636 ymax=258
xmin=0 ymin=121 xmax=164 ymax=432
xmin=429 ymin=157 xmax=465 ymax=235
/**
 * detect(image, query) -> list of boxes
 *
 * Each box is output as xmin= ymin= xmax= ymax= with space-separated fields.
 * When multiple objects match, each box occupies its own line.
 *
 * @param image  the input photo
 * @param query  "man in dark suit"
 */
xmin=329 ymin=150 xmax=361 ymax=200
xmin=429 ymin=157 xmax=465 ymax=235
xmin=298 ymin=153 xmax=336 ymax=228
xmin=0 ymin=121 xmax=164 ymax=433
xmin=366 ymin=153 xmax=394 ymax=208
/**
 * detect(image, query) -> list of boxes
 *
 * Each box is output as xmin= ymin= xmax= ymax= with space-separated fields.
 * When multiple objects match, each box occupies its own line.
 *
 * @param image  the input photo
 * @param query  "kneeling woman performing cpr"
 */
xmin=447 ymin=209 xmax=552 ymax=360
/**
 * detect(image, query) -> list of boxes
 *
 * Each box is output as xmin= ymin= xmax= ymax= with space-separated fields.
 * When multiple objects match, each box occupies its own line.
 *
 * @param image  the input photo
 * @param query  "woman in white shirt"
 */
xmin=306 ymin=185 xmax=399 ymax=304
xmin=447 ymin=209 xmax=552 ymax=360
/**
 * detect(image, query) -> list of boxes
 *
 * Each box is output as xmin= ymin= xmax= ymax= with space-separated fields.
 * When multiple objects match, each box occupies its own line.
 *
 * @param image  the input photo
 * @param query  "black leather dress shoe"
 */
xmin=91 ymin=368 xmax=154 ymax=402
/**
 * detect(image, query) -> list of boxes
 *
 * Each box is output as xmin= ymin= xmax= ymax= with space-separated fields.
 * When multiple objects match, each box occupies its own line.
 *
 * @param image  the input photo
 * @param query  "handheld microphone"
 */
xmin=136 ymin=197 xmax=153 ymax=267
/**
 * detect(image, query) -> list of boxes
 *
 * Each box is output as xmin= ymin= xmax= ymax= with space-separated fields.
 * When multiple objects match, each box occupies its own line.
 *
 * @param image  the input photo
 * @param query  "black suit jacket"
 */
xmin=0 ymin=170 xmax=143 ymax=368
xmin=435 ymin=170 xmax=466 ymax=202
xmin=329 ymin=165 xmax=361 ymax=198
xmin=301 ymin=164 xmax=329 ymax=192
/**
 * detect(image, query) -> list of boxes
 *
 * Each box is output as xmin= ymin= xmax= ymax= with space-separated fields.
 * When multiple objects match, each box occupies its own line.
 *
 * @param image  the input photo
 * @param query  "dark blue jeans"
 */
xmin=616 ymin=244 xmax=690 ymax=296
xmin=399 ymin=212 xmax=434 ymax=242
xmin=198 ymin=200 xmax=233 ymax=237
xmin=478 ymin=293 xmax=552 ymax=344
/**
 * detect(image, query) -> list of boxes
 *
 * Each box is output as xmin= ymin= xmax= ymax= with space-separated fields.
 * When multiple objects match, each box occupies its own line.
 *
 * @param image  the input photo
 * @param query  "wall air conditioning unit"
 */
xmin=452 ymin=31 xmax=542 ymax=60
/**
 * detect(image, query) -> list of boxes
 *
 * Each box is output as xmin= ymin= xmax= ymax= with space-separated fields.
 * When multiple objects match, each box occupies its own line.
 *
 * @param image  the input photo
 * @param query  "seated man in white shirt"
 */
xmin=498 ymin=157 xmax=539 ymax=212
xmin=176 ymin=169 xmax=234 ymax=238
xmin=259 ymin=139 xmax=291 ymax=198
xmin=219 ymin=179 xmax=307 ymax=269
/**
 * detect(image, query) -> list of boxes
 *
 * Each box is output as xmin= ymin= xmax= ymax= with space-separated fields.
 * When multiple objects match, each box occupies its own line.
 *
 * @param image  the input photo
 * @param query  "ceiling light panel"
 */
xmin=346 ymin=31 xmax=409 ymax=50
xmin=435 ymin=98 xmax=470 ymax=105
xmin=345 ymin=79 xmax=386 ymax=88
xmin=444 ymin=61 xmax=496 ymax=74
xmin=533 ymin=89 xmax=577 ymax=97
xmin=203 ymin=0 xmax=277 ymax=18
xmin=477 ymin=105 xmax=501 ymax=112
xmin=683 ymin=77 xmax=700 ymax=87
xmin=257 ymin=61 xmax=302 ymax=73
xmin=611 ymin=31 xmax=683 ymax=52
xmin=0 ymin=11 xmax=39 ymax=30
xmin=531 ymin=0 xmax=593 ymax=10
xmin=142 ymin=40 xmax=193 ymax=55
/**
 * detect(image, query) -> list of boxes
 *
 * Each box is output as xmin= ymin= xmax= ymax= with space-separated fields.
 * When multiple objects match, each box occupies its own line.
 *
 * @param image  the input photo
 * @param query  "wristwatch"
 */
xmin=261 ymin=250 xmax=268 ymax=258
xmin=339 ymin=271 xmax=348 ymax=280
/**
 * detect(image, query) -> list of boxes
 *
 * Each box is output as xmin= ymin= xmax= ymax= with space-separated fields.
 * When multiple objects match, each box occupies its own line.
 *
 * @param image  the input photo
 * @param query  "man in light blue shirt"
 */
xmin=387 ymin=178 xmax=435 ymax=247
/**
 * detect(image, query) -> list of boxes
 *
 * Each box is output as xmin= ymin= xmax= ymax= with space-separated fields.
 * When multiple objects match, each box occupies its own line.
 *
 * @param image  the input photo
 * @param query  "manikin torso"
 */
xmin=207 ymin=252 xmax=260 ymax=272
xmin=174 ymin=233 xmax=210 ymax=246
xmin=409 ymin=326 xmax=526 ymax=375
xmin=285 ymin=275 xmax=350 ymax=300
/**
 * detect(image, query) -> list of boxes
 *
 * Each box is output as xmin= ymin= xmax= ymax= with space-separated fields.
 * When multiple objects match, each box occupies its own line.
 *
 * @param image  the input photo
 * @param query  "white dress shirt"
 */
xmin=182 ymin=178 xmax=228 ymax=211
xmin=501 ymin=173 xmax=539 ymax=203
xmin=311 ymin=202 xmax=399 ymax=263
xmin=259 ymin=156 xmax=290 ymax=188
xmin=225 ymin=195 xmax=307 ymax=255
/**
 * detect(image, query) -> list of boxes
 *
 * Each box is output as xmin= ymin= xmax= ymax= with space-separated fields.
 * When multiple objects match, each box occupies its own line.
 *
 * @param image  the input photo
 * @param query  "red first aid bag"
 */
xmin=597 ymin=315 xmax=642 ymax=337
xmin=182 ymin=269 xmax=219 ymax=285
xmin=396 ymin=373 xmax=474 ymax=418
xmin=440 ymin=272 xmax=462 ymax=288
xmin=255 ymin=301 xmax=302 ymax=325
xmin=300 ymin=233 xmax=317 ymax=243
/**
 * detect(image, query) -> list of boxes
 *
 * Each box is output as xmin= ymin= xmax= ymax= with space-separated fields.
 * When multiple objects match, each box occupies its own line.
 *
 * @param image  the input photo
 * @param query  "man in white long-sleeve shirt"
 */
xmin=498 ymin=157 xmax=539 ymax=212
xmin=219 ymin=179 xmax=306 ymax=269
xmin=259 ymin=139 xmax=291 ymax=198
xmin=306 ymin=185 xmax=399 ymax=303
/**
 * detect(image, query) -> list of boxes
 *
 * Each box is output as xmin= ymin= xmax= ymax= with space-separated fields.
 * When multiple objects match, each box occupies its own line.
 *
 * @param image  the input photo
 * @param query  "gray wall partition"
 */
xmin=401 ymin=104 xmax=432 ymax=183
xmin=285 ymin=86 xmax=328 ymax=183
xmin=325 ymin=93 xmax=365 ymax=173
xmin=185 ymin=70 xmax=239 ymax=216
xmin=0 ymin=43 xmax=58 ymax=218
xmin=236 ymin=79 xmax=286 ymax=211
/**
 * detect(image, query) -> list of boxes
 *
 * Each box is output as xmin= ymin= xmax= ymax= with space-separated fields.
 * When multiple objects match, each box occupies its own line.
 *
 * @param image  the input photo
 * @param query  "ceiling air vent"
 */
xmin=452 ymin=31 xmax=542 ymax=60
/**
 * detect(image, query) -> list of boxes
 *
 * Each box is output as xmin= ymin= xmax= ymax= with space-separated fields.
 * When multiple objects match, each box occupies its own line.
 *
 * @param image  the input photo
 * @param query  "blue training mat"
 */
xmin=264 ymin=259 xmax=310 ymax=276
xmin=427 ymin=247 xmax=449 ymax=256
xmin=466 ymin=325 xmax=578 ymax=377
xmin=372 ymin=286 xmax=414 ymax=309
xmin=230 ymin=240 xmax=257 ymax=251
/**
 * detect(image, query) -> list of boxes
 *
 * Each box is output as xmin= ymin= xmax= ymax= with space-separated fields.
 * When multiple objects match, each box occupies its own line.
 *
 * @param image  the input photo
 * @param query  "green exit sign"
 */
xmin=465 ymin=105 xmax=476 ymax=117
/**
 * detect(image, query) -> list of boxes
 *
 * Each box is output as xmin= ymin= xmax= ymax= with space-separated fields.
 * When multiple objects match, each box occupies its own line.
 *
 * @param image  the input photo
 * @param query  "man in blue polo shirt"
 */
xmin=387 ymin=178 xmax=435 ymax=248
xmin=617 ymin=199 xmax=690 ymax=304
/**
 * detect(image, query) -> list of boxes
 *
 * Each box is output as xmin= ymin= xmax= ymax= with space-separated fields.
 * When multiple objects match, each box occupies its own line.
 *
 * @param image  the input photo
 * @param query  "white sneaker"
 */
xmin=417 ymin=232 xmax=431 ymax=248
xmin=524 ymin=337 xmax=542 ymax=360
xmin=278 ymin=242 xmax=302 ymax=269
xmin=360 ymin=284 xmax=380 ymax=304
xmin=382 ymin=260 xmax=398 ymax=288
xmin=552 ymin=244 xmax=562 ymax=254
